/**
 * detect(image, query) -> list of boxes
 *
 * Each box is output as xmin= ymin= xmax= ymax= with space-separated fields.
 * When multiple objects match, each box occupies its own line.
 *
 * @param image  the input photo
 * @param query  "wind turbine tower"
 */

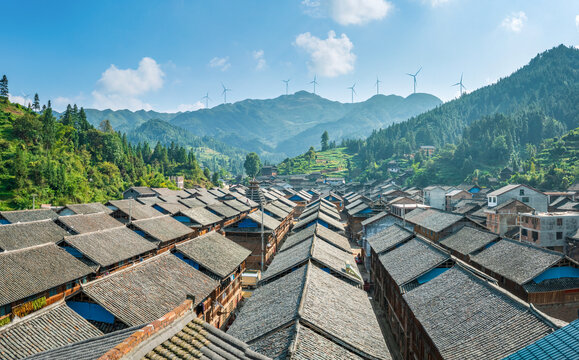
xmin=406 ymin=67 xmax=422 ymax=94
xmin=452 ymin=73 xmax=467 ymax=96
xmin=310 ymin=75 xmax=319 ymax=95
xmin=375 ymin=77 xmax=382 ymax=95
xmin=282 ymin=79 xmax=290 ymax=95
xmin=347 ymin=83 xmax=356 ymax=103
xmin=202 ymin=92 xmax=211 ymax=108
xmin=221 ymin=83 xmax=231 ymax=104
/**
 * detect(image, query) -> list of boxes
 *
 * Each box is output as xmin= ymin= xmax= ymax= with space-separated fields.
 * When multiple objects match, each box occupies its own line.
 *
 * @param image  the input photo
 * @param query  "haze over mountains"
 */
xmin=81 ymin=91 xmax=442 ymax=161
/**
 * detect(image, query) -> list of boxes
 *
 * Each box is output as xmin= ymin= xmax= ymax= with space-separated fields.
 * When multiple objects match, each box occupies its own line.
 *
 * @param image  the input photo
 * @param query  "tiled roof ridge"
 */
xmin=131 ymin=213 xmax=174 ymax=223
xmin=0 ymin=300 xmax=75 ymax=334
xmin=500 ymin=237 xmax=567 ymax=259
xmin=63 ymin=225 xmax=129 ymax=239
xmin=0 ymin=240 xmax=55 ymax=254
xmin=97 ymin=298 xmax=194 ymax=360
xmin=0 ymin=218 xmax=54 ymax=226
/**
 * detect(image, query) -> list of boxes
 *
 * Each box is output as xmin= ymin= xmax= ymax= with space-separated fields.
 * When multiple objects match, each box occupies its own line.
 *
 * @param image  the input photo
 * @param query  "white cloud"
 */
xmin=209 ymin=56 xmax=231 ymax=71
xmin=253 ymin=50 xmax=266 ymax=71
xmin=8 ymin=94 xmax=32 ymax=107
xmin=302 ymin=0 xmax=391 ymax=25
xmin=164 ymin=101 xmax=205 ymax=113
xmin=501 ymin=11 xmax=527 ymax=33
xmin=295 ymin=30 xmax=356 ymax=77
xmin=425 ymin=0 xmax=450 ymax=7
xmin=92 ymin=57 xmax=164 ymax=110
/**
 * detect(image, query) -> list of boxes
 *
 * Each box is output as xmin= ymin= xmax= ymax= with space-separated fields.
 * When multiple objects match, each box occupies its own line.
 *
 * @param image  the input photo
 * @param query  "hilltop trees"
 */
xmin=244 ymin=152 xmax=261 ymax=178
xmin=0 ymin=75 xmax=8 ymax=101
xmin=321 ymin=130 xmax=329 ymax=151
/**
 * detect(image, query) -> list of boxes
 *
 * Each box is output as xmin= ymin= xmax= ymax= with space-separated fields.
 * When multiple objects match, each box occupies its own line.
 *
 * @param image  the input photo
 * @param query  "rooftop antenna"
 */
xmin=347 ymin=83 xmax=356 ymax=103
xmin=202 ymin=92 xmax=211 ymax=108
xmin=375 ymin=77 xmax=382 ymax=95
xmin=309 ymin=75 xmax=319 ymax=95
xmin=452 ymin=73 xmax=467 ymax=96
xmin=282 ymin=79 xmax=290 ymax=95
xmin=406 ymin=66 xmax=422 ymax=94
xmin=221 ymin=83 xmax=231 ymax=104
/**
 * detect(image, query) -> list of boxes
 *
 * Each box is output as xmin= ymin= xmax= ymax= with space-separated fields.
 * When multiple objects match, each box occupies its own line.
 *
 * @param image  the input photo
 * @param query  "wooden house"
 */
xmin=58 ymin=202 xmax=112 ymax=216
xmin=485 ymin=199 xmax=533 ymax=236
xmin=151 ymin=201 xmax=189 ymax=215
xmin=281 ymin=223 xmax=351 ymax=253
xmin=0 ymin=208 xmax=58 ymax=224
xmin=128 ymin=215 xmax=194 ymax=253
xmin=0 ymin=219 xmax=70 ymax=252
xmin=292 ymin=210 xmax=345 ymax=233
xmin=404 ymin=208 xmax=478 ymax=242
xmin=438 ymin=226 xmax=500 ymax=262
xmin=59 ymin=226 xmax=157 ymax=276
xmin=173 ymin=232 xmax=251 ymax=329
xmin=56 ymin=212 xmax=124 ymax=235
xmin=172 ymin=207 xmax=224 ymax=235
xmin=122 ymin=186 xmax=156 ymax=199
xmin=67 ymin=253 xmax=219 ymax=333
xmin=106 ymin=199 xmax=163 ymax=223
xmin=206 ymin=202 xmax=243 ymax=227
xmin=444 ymin=189 xmax=472 ymax=211
xmin=0 ymin=244 xmax=93 ymax=323
xmin=223 ymin=210 xmax=284 ymax=270
xmin=227 ymin=264 xmax=391 ymax=360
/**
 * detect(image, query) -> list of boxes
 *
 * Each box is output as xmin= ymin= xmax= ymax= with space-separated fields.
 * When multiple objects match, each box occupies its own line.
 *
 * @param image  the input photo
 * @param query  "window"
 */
xmin=0 ymin=305 xmax=11 ymax=316
xmin=532 ymin=231 xmax=538 ymax=241
xmin=49 ymin=288 xmax=57 ymax=297
xmin=66 ymin=282 xmax=74 ymax=290
xmin=521 ymin=229 xmax=528 ymax=236
xmin=556 ymin=232 xmax=563 ymax=240
xmin=557 ymin=218 xmax=563 ymax=226
xmin=522 ymin=197 xmax=529 ymax=203
xmin=519 ymin=189 xmax=525 ymax=196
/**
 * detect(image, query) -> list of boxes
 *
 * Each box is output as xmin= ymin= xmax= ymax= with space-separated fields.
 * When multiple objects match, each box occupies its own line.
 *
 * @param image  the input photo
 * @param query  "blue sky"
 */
xmin=3 ymin=0 xmax=579 ymax=112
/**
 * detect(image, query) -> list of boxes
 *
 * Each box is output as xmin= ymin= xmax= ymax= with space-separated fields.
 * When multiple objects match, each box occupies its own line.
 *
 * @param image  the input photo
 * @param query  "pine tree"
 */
xmin=42 ymin=108 xmax=56 ymax=149
xmin=33 ymin=93 xmax=40 ymax=111
xmin=0 ymin=75 xmax=8 ymax=101
xmin=321 ymin=131 xmax=329 ymax=151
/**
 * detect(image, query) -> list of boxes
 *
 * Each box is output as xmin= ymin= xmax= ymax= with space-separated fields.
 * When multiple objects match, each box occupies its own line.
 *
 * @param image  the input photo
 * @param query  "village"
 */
xmin=0 ymin=172 xmax=577 ymax=360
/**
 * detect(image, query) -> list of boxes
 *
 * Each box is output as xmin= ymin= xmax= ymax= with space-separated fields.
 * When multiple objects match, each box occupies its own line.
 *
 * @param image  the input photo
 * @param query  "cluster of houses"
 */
xmin=1 ymin=177 xmax=579 ymax=359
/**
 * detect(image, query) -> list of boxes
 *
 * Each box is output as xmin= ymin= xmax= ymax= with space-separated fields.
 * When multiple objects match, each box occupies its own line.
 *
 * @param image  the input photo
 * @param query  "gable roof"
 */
xmin=223 ymin=199 xmax=251 ymax=213
xmin=274 ymin=196 xmax=297 ymax=209
xmin=152 ymin=201 xmax=189 ymax=215
xmin=247 ymin=210 xmax=282 ymax=231
xmin=470 ymin=239 xmax=565 ymax=285
xmin=378 ymin=237 xmax=450 ymax=287
xmin=293 ymin=211 xmax=344 ymax=232
xmin=0 ymin=219 xmax=69 ymax=251
xmin=269 ymin=199 xmax=294 ymax=214
xmin=175 ymin=207 xmax=224 ymax=227
xmin=264 ymin=203 xmax=289 ymax=220
xmin=0 ymin=208 xmax=58 ymax=223
xmin=81 ymin=253 xmax=218 ymax=326
xmin=135 ymin=196 xmax=164 ymax=206
xmin=59 ymin=202 xmax=113 ymax=215
xmin=0 ymin=244 xmax=94 ymax=307
xmin=228 ymin=265 xmax=390 ymax=360
xmin=487 ymin=184 xmax=544 ymax=197
xmin=0 ymin=302 xmax=103 ymax=360
xmin=130 ymin=215 xmax=193 ymax=245
xmin=62 ymin=226 xmax=157 ymax=268
xmin=405 ymin=208 xmax=465 ymax=233
xmin=281 ymin=223 xmax=350 ymax=253
xmin=177 ymin=197 xmax=206 ymax=208
xmin=125 ymin=186 xmax=156 ymax=196
xmin=403 ymin=266 xmax=556 ymax=360
xmin=367 ymin=224 xmax=414 ymax=255
xmin=175 ymin=232 xmax=251 ymax=279
xmin=300 ymin=203 xmax=340 ymax=221
xmin=57 ymin=212 xmax=124 ymax=234
xmin=347 ymin=203 xmax=371 ymax=216
xmin=107 ymin=200 xmax=163 ymax=220
xmin=206 ymin=202 xmax=241 ymax=218
xmin=439 ymin=226 xmax=499 ymax=255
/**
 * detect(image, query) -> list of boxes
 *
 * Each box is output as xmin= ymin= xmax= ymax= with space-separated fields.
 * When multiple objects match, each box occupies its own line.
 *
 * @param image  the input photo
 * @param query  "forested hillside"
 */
xmin=346 ymin=45 xmax=579 ymax=188
xmin=0 ymin=99 xmax=218 ymax=210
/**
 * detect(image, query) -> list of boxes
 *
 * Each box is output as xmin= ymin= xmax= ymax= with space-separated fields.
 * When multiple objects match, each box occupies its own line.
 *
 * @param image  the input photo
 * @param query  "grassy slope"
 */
xmin=277 ymin=147 xmax=358 ymax=178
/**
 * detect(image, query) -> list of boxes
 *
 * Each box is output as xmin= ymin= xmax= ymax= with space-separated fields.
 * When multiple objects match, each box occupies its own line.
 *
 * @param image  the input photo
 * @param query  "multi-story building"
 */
xmin=519 ymin=212 xmax=579 ymax=253
xmin=487 ymin=184 xmax=548 ymax=212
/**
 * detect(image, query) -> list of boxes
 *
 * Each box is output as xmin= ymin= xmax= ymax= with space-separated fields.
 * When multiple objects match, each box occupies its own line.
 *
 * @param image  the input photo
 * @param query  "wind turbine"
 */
xmin=452 ymin=73 xmax=467 ymax=96
xmin=202 ymin=92 xmax=211 ymax=108
xmin=221 ymin=83 xmax=231 ymax=104
xmin=375 ymin=77 xmax=382 ymax=95
xmin=406 ymin=67 xmax=422 ymax=94
xmin=310 ymin=75 xmax=319 ymax=95
xmin=347 ymin=83 xmax=356 ymax=103
xmin=282 ymin=79 xmax=290 ymax=95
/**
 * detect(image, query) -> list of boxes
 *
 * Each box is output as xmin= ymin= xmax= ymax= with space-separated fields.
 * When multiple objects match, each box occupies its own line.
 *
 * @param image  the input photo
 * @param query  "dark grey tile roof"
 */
xmin=293 ymin=211 xmax=344 ymax=232
xmin=264 ymin=203 xmax=289 ymax=220
xmin=403 ymin=266 xmax=555 ymax=360
xmin=0 ymin=244 xmax=94 ymax=307
xmin=291 ymin=324 xmax=365 ymax=360
xmin=57 ymin=212 xmax=124 ymax=234
xmin=130 ymin=215 xmax=193 ymax=245
xmin=487 ymin=184 xmax=523 ymax=197
xmin=126 ymin=186 xmax=156 ymax=196
xmin=274 ymin=196 xmax=297 ymax=209
xmin=63 ymin=226 xmax=157 ymax=268
xmin=136 ymin=196 xmax=164 ymax=206
xmin=227 ymin=266 xmax=307 ymax=343
xmin=107 ymin=200 xmax=163 ymax=220
xmin=281 ymin=224 xmax=350 ymax=253
xmin=378 ymin=237 xmax=450 ymax=287
xmin=300 ymin=204 xmax=340 ymax=221
xmin=175 ymin=231 xmax=251 ymax=279
xmin=195 ymin=194 xmax=219 ymax=205
xmin=231 ymin=265 xmax=390 ymax=360
xmin=24 ymin=324 xmax=144 ymax=360
xmin=143 ymin=317 xmax=270 ymax=360
xmin=344 ymin=199 xmax=363 ymax=211
xmin=59 ymin=202 xmax=112 ymax=215
xmin=262 ymin=238 xmax=314 ymax=281
xmin=470 ymin=239 xmax=564 ymax=285
xmin=176 ymin=207 xmax=224 ymax=226
xmin=405 ymin=208 xmax=464 ymax=232
xmin=223 ymin=199 xmax=251 ymax=213
xmin=81 ymin=253 xmax=218 ymax=326
xmin=0 ymin=219 xmax=69 ymax=251
xmin=0 ymin=209 xmax=58 ymax=223
xmin=207 ymin=202 xmax=241 ymax=218
xmin=177 ymin=197 xmax=206 ymax=208
xmin=151 ymin=187 xmax=190 ymax=198
xmin=248 ymin=210 xmax=282 ymax=231
xmin=249 ymin=323 xmax=296 ymax=360
xmin=269 ymin=200 xmax=293 ymax=214
xmin=367 ymin=224 xmax=414 ymax=255
xmin=361 ymin=211 xmax=390 ymax=226
xmin=470 ymin=205 xmax=489 ymax=218
xmin=0 ymin=302 xmax=103 ymax=360
xmin=347 ymin=203 xmax=371 ymax=216
xmin=439 ymin=226 xmax=499 ymax=255
xmin=523 ymin=277 xmax=579 ymax=293
xmin=153 ymin=202 xmax=189 ymax=214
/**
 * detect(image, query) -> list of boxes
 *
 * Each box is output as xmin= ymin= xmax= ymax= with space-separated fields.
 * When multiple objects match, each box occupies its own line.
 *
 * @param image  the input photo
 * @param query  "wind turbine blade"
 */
xmin=416 ymin=67 xmax=422 ymax=75
xmin=406 ymin=73 xmax=414 ymax=77
xmin=452 ymin=83 xmax=460 ymax=86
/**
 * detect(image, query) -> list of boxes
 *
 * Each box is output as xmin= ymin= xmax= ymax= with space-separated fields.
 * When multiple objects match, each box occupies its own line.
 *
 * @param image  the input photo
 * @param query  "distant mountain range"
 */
xmin=80 ymin=91 xmax=442 ymax=161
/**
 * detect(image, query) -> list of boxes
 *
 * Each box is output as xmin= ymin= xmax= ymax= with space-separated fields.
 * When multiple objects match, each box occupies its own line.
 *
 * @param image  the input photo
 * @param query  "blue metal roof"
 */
xmin=502 ymin=319 xmax=579 ymax=359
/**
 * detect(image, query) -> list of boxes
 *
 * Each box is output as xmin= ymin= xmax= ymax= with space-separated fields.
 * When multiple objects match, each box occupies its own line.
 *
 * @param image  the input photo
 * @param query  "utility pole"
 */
xmin=32 ymin=194 xmax=37 ymax=209
xmin=261 ymin=200 xmax=265 ymax=272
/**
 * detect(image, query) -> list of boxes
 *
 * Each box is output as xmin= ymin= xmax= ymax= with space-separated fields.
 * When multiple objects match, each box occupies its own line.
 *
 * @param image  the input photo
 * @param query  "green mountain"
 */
xmin=81 ymin=90 xmax=442 ymax=161
xmin=126 ymin=119 xmax=246 ymax=174
xmin=348 ymin=45 xmax=579 ymax=187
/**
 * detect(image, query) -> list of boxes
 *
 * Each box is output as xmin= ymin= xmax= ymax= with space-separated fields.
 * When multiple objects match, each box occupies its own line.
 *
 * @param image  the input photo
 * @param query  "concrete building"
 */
xmin=487 ymin=184 xmax=548 ymax=213
xmin=519 ymin=212 xmax=579 ymax=254
xmin=423 ymin=186 xmax=457 ymax=210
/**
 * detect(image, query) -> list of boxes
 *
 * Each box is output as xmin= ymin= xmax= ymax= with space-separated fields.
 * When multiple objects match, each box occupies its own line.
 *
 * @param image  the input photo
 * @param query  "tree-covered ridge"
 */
xmin=350 ymin=45 xmax=579 ymax=171
xmin=0 ymin=98 xmax=217 ymax=210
